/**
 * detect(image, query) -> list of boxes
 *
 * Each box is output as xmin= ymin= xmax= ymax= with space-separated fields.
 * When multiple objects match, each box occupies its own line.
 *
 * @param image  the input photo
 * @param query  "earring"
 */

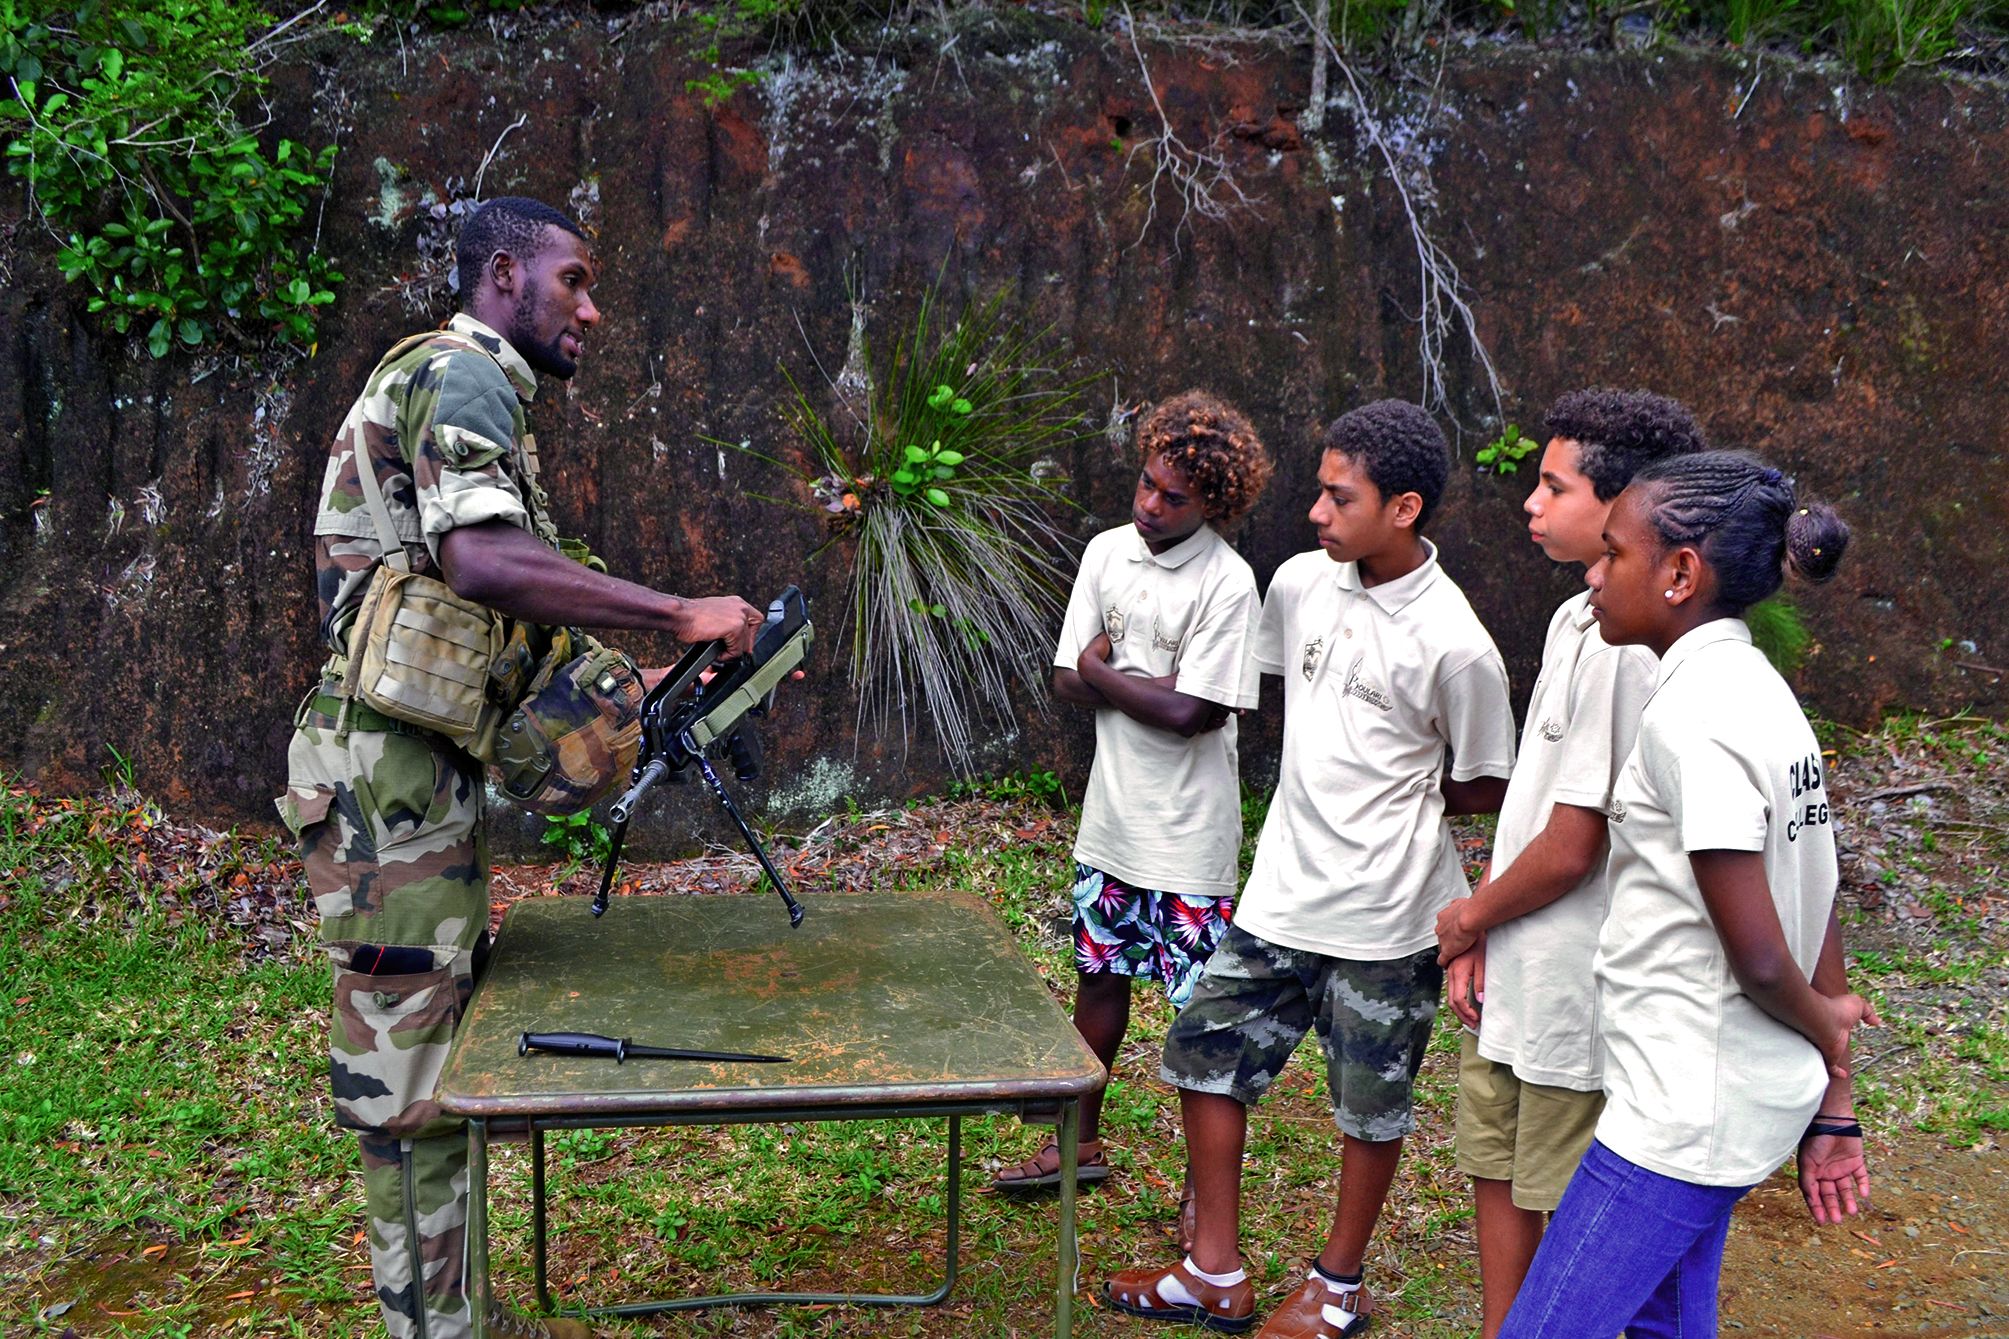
xmin=1663 ymin=589 xmax=1675 ymax=600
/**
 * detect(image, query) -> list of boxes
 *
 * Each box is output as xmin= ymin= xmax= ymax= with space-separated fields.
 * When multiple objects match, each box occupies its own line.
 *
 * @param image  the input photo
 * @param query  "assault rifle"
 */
xmin=592 ymin=586 xmax=813 ymax=926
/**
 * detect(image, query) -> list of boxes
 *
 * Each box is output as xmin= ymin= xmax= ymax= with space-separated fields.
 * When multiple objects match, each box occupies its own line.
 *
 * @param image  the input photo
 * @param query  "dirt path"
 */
xmin=1723 ymin=1138 xmax=2007 ymax=1337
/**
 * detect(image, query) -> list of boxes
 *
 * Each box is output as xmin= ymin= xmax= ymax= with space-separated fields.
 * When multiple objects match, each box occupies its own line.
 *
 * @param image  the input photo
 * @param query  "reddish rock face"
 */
xmin=1 ymin=16 xmax=2003 ymax=839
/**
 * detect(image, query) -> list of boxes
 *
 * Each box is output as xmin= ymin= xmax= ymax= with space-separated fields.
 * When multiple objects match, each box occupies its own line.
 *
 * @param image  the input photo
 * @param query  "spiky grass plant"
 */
xmin=764 ymin=284 xmax=1098 ymax=774
xmin=1747 ymin=593 xmax=1812 ymax=677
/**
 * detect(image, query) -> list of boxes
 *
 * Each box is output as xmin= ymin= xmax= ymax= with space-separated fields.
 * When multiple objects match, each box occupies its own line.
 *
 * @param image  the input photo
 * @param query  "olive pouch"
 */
xmin=339 ymin=428 xmax=502 ymax=742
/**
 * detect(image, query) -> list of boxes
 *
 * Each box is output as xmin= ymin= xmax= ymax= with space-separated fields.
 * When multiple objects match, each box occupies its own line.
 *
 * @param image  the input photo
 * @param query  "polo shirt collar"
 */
xmin=1656 ymin=617 xmax=1752 ymax=689
xmin=1567 ymin=589 xmax=1599 ymax=631
xmin=448 ymin=313 xmax=539 ymax=404
xmin=1333 ymin=538 xmax=1441 ymax=614
xmin=1127 ymin=523 xmax=1217 ymax=570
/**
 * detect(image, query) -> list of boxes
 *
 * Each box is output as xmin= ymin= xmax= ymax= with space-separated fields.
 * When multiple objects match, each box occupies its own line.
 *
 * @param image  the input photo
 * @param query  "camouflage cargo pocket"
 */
xmin=329 ymin=962 xmax=465 ymax=1139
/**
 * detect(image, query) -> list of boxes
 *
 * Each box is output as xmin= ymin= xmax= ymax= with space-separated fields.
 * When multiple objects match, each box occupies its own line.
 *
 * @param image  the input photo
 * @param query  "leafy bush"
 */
xmin=0 ymin=0 xmax=342 ymax=357
xmin=751 ymin=281 xmax=1098 ymax=775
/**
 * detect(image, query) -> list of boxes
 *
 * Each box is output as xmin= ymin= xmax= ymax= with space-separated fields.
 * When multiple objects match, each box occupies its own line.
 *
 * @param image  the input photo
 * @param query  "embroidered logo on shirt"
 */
xmin=1539 ymin=717 xmax=1564 ymax=742
xmin=1104 ymin=605 xmax=1128 ymax=644
xmin=1301 ymin=636 xmax=1324 ymax=682
xmin=1341 ymin=654 xmax=1393 ymax=711
xmin=1608 ymin=797 xmax=1628 ymax=823
xmin=1152 ymin=626 xmax=1182 ymax=654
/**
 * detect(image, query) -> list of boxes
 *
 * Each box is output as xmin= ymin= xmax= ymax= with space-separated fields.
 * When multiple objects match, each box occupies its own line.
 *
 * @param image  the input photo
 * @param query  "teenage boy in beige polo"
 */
xmin=1432 ymin=388 xmax=1706 ymax=1338
xmin=994 ymin=390 xmax=1273 ymax=1191
xmin=1105 ymin=400 xmax=1515 ymax=1337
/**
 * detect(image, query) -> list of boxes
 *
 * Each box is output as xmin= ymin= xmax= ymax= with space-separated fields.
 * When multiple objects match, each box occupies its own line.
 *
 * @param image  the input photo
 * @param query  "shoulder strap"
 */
xmin=351 ymin=432 xmax=410 ymax=574
xmin=350 ymin=328 xmax=504 ymax=573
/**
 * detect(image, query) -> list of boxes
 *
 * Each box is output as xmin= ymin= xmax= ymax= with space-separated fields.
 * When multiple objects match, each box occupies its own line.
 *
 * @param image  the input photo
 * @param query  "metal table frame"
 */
xmin=441 ymin=892 xmax=1100 ymax=1339
xmin=466 ymin=1100 xmax=1081 ymax=1328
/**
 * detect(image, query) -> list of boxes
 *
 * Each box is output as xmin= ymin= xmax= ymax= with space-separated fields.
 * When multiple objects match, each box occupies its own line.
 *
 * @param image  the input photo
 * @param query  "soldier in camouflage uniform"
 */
xmin=277 ymin=197 xmax=766 ymax=1339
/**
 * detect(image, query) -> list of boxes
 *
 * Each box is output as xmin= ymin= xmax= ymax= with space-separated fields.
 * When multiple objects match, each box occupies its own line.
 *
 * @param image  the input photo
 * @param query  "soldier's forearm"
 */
xmin=439 ymin=521 xmax=685 ymax=633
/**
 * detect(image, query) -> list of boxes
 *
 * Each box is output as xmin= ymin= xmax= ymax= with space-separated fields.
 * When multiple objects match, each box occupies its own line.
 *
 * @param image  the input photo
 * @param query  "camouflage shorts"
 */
xmin=1070 ymin=863 xmax=1233 ymax=1009
xmin=1159 ymin=926 xmax=1443 ymax=1142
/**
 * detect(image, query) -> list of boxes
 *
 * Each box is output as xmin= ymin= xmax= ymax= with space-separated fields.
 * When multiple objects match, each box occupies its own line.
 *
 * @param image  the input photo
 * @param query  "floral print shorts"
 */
xmin=1070 ymin=862 xmax=1233 ymax=1009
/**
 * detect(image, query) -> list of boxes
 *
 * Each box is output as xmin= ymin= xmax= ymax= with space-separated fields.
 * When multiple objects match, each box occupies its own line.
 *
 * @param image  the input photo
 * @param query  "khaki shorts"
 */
xmin=1454 ymin=1031 xmax=1604 ymax=1211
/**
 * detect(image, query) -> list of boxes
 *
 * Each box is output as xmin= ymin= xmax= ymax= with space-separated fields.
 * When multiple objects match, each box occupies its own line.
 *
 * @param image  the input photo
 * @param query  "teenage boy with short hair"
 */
xmin=1104 ymin=399 xmax=1516 ymax=1336
xmin=995 ymin=390 xmax=1274 ymax=1191
xmin=1433 ymin=388 xmax=1707 ymax=1338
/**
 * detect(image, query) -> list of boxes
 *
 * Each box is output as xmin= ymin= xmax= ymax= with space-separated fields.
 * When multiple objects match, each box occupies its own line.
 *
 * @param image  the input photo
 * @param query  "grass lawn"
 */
xmin=3 ymin=714 xmax=2005 ymax=1336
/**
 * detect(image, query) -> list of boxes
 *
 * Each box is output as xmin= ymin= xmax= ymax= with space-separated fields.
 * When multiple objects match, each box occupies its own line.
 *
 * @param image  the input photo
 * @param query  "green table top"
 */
xmin=436 ymin=890 xmax=1104 ymax=1120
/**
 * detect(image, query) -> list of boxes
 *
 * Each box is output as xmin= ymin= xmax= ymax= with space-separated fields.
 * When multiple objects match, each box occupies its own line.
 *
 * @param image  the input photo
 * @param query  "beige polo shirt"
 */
xmin=1595 ymin=619 xmax=1839 ymax=1186
xmin=1476 ymin=591 xmax=1658 ymax=1091
xmin=1235 ymin=543 xmax=1517 ymax=960
xmin=1055 ymin=524 xmax=1261 ymax=898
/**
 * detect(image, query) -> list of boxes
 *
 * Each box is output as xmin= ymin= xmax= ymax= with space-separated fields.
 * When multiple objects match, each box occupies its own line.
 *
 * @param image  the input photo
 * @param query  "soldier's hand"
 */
xmin=671 ymin=596 xmax=765 ymax=657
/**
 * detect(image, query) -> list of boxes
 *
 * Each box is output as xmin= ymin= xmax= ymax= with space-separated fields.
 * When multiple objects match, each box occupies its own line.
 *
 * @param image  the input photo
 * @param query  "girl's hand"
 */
xmin=1797 ymin=1130 xmax=1871 ymax=1223
xmin=1817 ymin=992 xmax=1881 ymax=1078
xmin=1084 ymin=632 xmax=1113 ymax=663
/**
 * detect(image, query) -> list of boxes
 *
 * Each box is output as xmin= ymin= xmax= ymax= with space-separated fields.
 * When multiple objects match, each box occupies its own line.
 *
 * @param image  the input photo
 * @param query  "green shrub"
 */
xmin=0 ymin=0 xmax=342 ymax=357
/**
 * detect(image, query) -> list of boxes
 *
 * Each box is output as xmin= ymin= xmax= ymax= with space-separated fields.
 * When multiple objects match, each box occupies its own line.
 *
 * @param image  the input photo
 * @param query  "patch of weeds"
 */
xmin=540 ymin=809 xmax=612 ymax=881
xmin=946 ymin=769 xmax=1067 ymax=807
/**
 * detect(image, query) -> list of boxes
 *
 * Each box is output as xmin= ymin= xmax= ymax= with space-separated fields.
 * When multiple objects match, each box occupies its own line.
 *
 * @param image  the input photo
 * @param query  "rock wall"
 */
xmin=2 ymin=10 xmax=2004 ymax=845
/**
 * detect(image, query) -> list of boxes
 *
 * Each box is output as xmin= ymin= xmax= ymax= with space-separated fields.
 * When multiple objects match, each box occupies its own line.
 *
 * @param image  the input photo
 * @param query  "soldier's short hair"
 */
xmin=455 ymin=197 xmax=588 ymax=302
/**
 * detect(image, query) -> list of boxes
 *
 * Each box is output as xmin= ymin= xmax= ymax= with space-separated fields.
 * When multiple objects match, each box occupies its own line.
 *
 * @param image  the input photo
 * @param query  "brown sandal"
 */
xmin=992 ymin=1138 xmax=1110 ymax=1191
xmin=1104 ymin=1258 xmax=1255 ymax=1331
xmin=1254 ymin=1273 xmax=1374 ymax=1337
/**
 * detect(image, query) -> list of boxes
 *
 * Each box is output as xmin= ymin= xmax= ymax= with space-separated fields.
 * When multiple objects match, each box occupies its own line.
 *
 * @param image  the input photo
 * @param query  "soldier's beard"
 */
xmin=508 ymin=289 xmax=577 ymax=380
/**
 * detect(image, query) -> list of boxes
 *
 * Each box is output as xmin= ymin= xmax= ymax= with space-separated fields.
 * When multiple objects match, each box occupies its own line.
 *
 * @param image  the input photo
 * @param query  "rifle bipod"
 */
xmin=590 ymin=742 xmax=805 ymax=926
xmin=587 ymin=586 xmax=813 ymax=927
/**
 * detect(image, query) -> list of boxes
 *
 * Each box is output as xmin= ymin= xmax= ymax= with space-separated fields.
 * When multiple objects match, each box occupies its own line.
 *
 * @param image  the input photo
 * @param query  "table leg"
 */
xmin=944 ymin=1114 xmax=962 ymax=1296
xmin=468 ymin=1120 xmax=492 ymax=1339
xmin=1057 ymin=1098 xmax=1079 ymax=1339
xmin=532 ymin=1124 xmax=549 ymax=1312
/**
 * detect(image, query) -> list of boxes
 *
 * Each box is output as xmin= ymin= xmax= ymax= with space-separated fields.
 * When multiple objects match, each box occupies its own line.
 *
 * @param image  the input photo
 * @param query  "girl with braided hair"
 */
xmin=1500 ymin=451 xmax=1879 ymax=1339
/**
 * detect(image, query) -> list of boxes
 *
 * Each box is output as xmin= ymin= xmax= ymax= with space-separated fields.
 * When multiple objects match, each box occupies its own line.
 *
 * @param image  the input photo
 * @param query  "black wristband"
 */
xmin=1804 ymin=1116 xmax=1863 ymax=1140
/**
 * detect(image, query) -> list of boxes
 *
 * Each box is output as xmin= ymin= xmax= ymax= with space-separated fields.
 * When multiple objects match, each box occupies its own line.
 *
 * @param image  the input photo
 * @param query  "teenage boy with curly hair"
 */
xmin=995 ymin=390 xmax=1274 ymax=1192
xmin=1433 ymin=388 xmax=1706 ymax=1338
xmin=1106 ymin=400 xmax=1517 ymax=1336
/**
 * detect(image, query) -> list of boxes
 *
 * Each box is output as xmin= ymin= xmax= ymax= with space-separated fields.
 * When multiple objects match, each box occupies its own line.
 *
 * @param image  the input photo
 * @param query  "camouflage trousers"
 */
xmin=1159 ymin=926 xmax=1443 ymax=1142
xmin=278 ymin=692 xmax=489 ymax=1339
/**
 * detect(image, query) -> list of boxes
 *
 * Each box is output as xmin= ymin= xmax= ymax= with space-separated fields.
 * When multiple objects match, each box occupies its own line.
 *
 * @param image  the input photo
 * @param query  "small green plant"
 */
xmin=1475 ymin=423 xmax=1539 ymax=475
xmin=1826 ymin=0 xmax=1977 ymax=77
xmin=1745 ymin=593 xmax=1811 ymax=677
xmin=2 ymin=2 xmax=345 ymax=358
xmin=946 ymin=769 xmax=1067 ymax=806
xmin=745 ymin=276 xmax=1098 ymax=774
xmin=540 ymin=809 xmax=612 ymax=878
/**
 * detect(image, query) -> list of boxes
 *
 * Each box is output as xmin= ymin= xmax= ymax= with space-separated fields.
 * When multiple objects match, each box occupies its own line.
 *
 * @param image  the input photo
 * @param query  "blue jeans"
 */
xmin=1499 ymin=1138 xmax=1757 ymax=1339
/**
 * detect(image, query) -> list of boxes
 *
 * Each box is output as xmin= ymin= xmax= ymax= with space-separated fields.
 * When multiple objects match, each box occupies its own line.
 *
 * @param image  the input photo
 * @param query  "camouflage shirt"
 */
xmin=312 ymin=314 xmax=561 ymax=656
